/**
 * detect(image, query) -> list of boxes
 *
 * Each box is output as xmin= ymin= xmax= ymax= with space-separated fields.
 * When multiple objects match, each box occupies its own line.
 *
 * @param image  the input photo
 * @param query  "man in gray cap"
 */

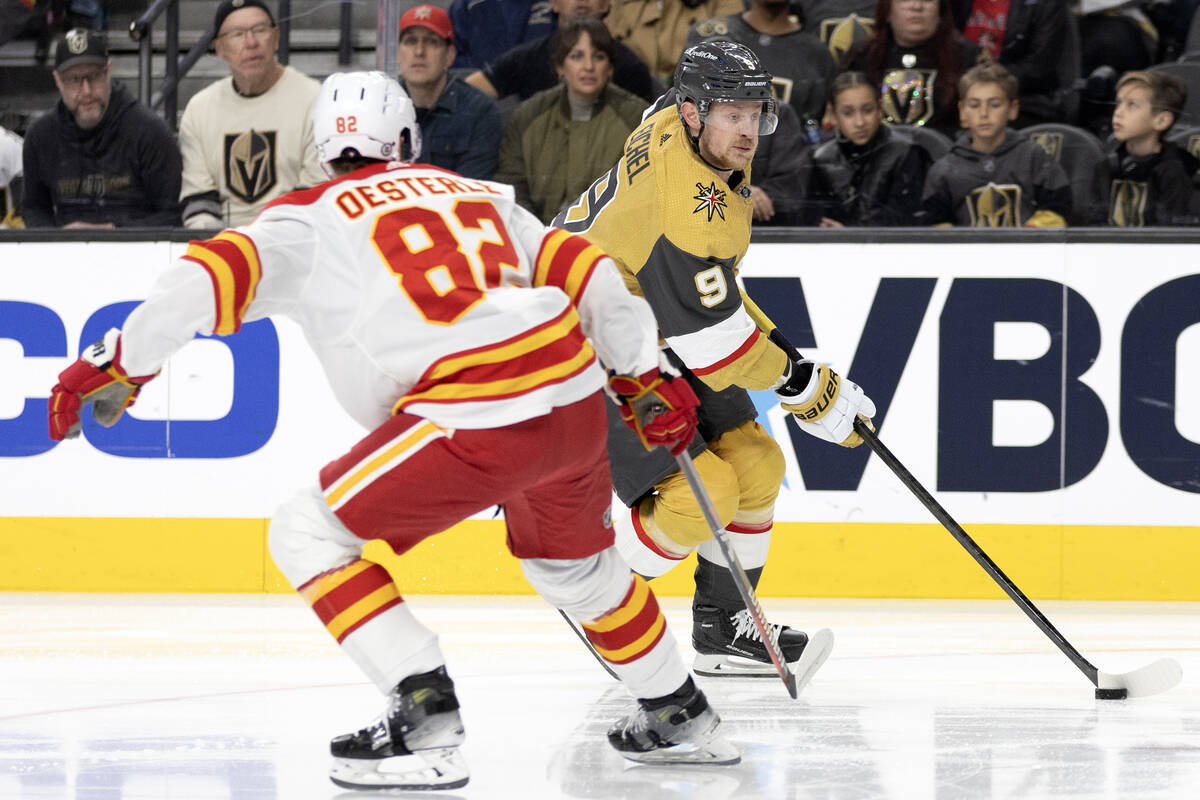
xmin=178 ymin=0 xmax=323 ymax=228
xmin=21 ymin=28 xmax=182 ymax=227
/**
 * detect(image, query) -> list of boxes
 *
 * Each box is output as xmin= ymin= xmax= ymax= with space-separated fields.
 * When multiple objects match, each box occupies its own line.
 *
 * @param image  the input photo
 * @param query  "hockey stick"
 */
xmin=674 ymin=450 xmax=799 ymax=699
xmin=558 ymin=607 xmax=619 ymax=680
xmin=743 ymin=292 xmax=1182 ymax=698
xmin=849 ymin=417 xmax=1182 ymax=699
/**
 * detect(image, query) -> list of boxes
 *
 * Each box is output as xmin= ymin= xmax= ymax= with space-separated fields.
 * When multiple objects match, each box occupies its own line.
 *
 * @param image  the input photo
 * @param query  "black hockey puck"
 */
xmin=1095 ymin=687 xmax=1128 ymax=700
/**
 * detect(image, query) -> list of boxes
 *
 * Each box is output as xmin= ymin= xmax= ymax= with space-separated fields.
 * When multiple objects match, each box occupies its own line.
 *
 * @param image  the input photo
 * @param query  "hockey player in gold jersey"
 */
xmin=555 ymin=42 xmax=876 ymax=682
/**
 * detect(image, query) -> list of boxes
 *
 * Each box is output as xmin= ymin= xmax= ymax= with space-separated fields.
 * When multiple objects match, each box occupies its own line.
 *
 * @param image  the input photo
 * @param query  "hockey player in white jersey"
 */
xmin=46 ymin=71 xmax=740 ymax=790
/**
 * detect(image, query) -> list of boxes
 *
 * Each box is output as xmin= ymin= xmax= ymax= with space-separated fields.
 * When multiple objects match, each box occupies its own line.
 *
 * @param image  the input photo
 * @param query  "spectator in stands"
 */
xmin=397 ymin=4 xmax=501 ymax=180
xmin=949 ymin=0 xmax=1069 ymax=126
xmin=686 ymin=0 xmax=837 ymax=128
xmin=745 ymin=100 xmax=814 ymax=225
xmin=841 ymin=0 xmax=982 ymax=137
xmin=465 ymin=0 xmax=660 ymax=103
xmin=920 ymin=62 xmax=1072 ymax=226
xmin=0 ymin=124 xmax=23 ymax=227
xmin=1101 ymin=69 xmax=1199 ymax=225
xmin=810 ymin=70 xmax=929 ymax=225
xmin=21 ymin=29 xmax=181 ymax=228
xmin=606 ymin=0 xmax=744 ymax=83
xmin=178 ymin=0 xmax=322 ymax=229
xmin=1077 ymin=0 xmax=1158 ymax=78
xmin=495 ymin=18 xmax=647 ymax=222
xmin=448 ymin=0 xmax=555 ymax=70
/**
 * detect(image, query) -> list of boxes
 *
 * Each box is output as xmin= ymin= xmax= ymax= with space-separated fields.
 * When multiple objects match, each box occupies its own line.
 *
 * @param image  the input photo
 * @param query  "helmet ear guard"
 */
xmin=311 ymin=71 xmax=422 ymax=176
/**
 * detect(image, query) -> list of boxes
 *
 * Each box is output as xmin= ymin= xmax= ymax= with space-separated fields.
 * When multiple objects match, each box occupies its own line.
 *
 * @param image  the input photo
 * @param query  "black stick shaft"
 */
xmin=763 ymin=326 xmax=1100 ymax=686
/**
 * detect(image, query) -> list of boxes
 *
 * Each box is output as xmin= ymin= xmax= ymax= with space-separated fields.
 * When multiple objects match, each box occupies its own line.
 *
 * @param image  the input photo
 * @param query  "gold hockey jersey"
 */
xmin=554 ymin=107 xmax=786 ymax=391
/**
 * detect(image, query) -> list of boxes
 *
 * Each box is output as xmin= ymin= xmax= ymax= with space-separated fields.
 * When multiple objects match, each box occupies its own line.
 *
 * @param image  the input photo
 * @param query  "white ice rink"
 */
xmin=0 ymin=593 xmax=1196 ymax=800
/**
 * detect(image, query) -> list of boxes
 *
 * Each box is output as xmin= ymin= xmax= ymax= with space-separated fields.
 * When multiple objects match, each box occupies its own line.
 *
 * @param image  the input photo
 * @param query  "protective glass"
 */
xmin=701 ymin=100 xmax=779 ymax=136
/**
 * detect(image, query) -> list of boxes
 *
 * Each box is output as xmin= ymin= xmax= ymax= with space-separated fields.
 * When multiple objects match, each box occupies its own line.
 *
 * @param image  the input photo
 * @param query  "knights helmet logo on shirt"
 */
xmin=1108 ymin=179 xmax=1149 ymax=227
xmin=880 ymin=68 xmax=936 ymax=127
xmin=223 ymin=129 xmax=278 ymax=204
xmin=966 ymin=183 xmax=1022 ymax=227
xmin=1029 ymin=131 xmax=1064 ymax=161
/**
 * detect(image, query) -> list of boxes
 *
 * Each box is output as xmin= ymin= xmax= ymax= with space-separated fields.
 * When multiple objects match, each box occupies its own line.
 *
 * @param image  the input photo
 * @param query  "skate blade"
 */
xmin=329 ymin=747 xmax=469 ymax=791
xmin=619 ymin=735 xmax=741 ymax=766
xmin=693 ymin=628 xmax=835 ymax=692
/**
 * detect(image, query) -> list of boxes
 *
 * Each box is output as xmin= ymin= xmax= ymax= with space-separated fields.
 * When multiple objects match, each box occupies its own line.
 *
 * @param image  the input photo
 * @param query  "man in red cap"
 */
xmin=397 ymin=3 xmax=501 ymax=179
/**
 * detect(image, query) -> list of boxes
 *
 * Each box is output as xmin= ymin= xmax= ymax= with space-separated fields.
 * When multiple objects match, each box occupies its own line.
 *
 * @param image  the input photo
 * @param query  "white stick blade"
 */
xmin=1097 ymin=657 xmax=1183 ymax=698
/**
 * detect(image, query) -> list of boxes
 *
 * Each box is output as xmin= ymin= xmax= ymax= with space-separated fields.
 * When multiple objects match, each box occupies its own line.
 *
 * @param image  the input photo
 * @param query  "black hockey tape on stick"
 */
xmin=746 ymin=303 xmax=1182 ymax=699
xmin=674 ymin=450 xmax=799 ymax=699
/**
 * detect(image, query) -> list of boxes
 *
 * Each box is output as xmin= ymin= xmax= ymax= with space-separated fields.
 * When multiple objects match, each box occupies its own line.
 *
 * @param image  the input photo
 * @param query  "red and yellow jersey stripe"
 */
xmin=394 ymin=305 xmax=595 ymax=411
xmin=532 ymin=228 xmax=606 ymax=305
xmin=298 ymin=559 xmax=403 ymax=644
xmin=582 ymin=575 xmax=667 ymax=665
xmin=181 ymin=230 xmax=263 ymax=335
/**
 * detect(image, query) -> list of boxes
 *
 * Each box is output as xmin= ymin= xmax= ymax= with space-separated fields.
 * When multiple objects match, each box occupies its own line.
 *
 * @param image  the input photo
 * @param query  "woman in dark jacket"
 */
xmin=841 ymin=0 xmax=981 ymax=138
xmin=811 ymin=71 xmax=930 ymax=226
xmin=495 ymin=18 xmax=648 ymax=223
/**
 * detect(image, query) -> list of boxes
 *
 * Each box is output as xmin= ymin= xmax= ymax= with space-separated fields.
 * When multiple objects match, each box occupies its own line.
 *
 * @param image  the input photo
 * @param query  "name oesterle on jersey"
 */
xmin=692 ymin=181 xmax=727 ymax=222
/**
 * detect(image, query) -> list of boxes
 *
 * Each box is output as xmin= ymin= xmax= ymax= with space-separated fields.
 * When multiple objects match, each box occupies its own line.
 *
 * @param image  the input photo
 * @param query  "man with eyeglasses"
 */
xmin=178 ymin=0 xmax=323 ymax=228
xmin=21 ymin=28 xmax=182 ymax=228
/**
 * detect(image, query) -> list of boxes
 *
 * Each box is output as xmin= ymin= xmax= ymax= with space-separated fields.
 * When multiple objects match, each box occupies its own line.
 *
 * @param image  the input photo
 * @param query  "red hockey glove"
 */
xmin=48 ymin=328 xmax=157 ymax=441
xmin=609 ymin=368 xmax=700 ymax=456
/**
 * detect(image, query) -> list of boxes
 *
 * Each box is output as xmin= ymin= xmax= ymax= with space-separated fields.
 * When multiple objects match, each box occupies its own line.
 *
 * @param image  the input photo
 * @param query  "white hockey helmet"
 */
xmin=311 ymin=71 xmax=421 ymax=176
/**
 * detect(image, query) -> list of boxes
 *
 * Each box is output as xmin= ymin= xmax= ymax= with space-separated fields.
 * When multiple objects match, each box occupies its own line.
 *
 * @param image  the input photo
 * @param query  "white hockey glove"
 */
xmin=775 ymin=360 xmax=875 ymax=448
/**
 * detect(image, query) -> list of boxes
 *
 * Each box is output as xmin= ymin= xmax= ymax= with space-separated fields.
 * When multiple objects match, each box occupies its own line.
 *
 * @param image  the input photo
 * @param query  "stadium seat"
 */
xmin=1024 ymin=123 xmax=1108 ymax=225
xmin=1147 ymin=62 xmax=1200 ymax=125
xmin=886 ymin=123 xmax=953 ymax=163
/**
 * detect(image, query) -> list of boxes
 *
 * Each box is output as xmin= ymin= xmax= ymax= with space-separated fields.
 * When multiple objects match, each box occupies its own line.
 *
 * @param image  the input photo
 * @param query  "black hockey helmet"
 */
xmin=673 ymin=41 xmax=778 ymax=135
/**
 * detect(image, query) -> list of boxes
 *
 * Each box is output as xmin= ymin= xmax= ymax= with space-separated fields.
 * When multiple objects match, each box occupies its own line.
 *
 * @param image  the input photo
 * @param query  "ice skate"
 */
xmin=692 ymin=604 xmax=834 ymax=691
xmin=328 ymin=666 xmax=469 ymax=791
xmin=607 ymin=677 xmax=740 ymax=765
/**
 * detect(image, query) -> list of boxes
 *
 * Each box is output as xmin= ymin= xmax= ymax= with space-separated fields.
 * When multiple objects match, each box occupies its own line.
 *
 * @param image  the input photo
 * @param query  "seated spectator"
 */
xmin=746 ymin=101 xmax=814 ymax=225
xmin=686 ymin=0 xmax=837 ymax=127
xmin=495 ymin=18 xmax=648 ymax=222
xmin=950 ymin=0 xmax=1069 ymax=125
xmin=1077 ymin=0 xmax=1158 ymax=78
xmin=920 ymin=62 xmax=1072 ymax=226
xmin=0 ymin=124 xmax=22 ymax=227
xmin=811 ymin=70 xmax=930 ymax=225
xmin=842 ymin=0 xmax=983 ymax=138
xmin=465 ymin=0 xmax=660 ymax=103
xmin=178 ymin=0 xmax=323 ymax=229
xmin=398 ymin=5 xmax=501 ymax=179
xmin=606 ymin=0 xmax=744 ymax=83
xmin=448 ymin=0 xmax=555 ymax=70
xmin=1101 ymin=69 xmax=1199 ymax=225
xmin=21 ymin=29 xmax=181 ymax=228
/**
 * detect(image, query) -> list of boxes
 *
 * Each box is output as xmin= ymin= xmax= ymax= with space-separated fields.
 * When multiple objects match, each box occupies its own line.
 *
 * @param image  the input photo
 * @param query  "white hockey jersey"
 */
xmin=121 ymin=162 xmax=661 ymax=431
xmin=0 ymin=126 xmax=22 ymax=228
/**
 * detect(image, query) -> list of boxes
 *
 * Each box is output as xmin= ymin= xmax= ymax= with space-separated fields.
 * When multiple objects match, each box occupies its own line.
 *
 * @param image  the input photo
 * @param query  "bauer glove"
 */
xmin=775 ymin=359 xmax=875 ymax=448
xmin=609 ymin=367 xmax=700 ymax=456
xmin=48 ymin=328 xmax=157 ymax=441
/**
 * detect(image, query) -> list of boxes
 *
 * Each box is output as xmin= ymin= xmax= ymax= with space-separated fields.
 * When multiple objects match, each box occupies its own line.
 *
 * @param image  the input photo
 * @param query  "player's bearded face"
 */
xmin=698 ymin=100 xmax=762 ymax=171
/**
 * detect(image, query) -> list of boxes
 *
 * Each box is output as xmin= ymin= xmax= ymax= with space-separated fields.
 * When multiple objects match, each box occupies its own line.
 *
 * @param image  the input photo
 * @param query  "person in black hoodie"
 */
xmin=920 ymin=61 xmax=1072 ymax=227
xmin=22 ymin=29 xmax=181 ymax=228
xmin=1100 ymin=69 xmax=1199 ymax=227
xmin=810 ymin=70 xmax=930 ymax=226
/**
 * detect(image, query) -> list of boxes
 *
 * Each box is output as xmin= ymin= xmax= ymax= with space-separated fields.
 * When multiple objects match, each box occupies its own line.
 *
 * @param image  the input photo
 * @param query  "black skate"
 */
xmin=692 ymin=604 xmax=835 ymax=691
xmin=608 ymin=676 xmax=740 ymax=765
xmin=328 ymin=666 xmax=468 ymax=791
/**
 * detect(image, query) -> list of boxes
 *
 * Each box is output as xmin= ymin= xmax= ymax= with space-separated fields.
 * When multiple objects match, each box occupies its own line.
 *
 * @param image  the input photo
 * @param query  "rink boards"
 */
xmin=1 ymin=237 xmax=1197 ymax=599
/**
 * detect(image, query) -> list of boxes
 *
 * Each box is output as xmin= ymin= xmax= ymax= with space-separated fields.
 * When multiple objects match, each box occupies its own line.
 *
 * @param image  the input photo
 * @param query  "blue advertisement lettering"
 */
xmin=0 ymin=301 xmax=67 ymax=457
xmin=1121 ymin=274 xmax=1200 ymax=493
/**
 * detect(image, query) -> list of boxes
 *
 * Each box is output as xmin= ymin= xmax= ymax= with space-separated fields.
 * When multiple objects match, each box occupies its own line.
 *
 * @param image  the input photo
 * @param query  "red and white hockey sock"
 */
xmin=299 ymin=559 xmax=445 ymax=693
xmin=581 ymin=574 xmax=688 ymax=699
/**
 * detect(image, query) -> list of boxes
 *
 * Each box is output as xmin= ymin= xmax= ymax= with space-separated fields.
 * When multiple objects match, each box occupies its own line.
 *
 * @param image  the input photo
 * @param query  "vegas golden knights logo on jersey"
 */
xmin=966 ymin=183 xmax=1022 ymax=227
xmin=224 ymin=129 xmax=277 ymax=204
xmin=1029 ymin=131 xmax=1064 ymax=161
xmin=821 ymin=15 xmax=873 ymax=64
xmin=1108 ymin=179 xmax=1149 ymax=227
xmin=881 ymin=68 xmax=936 ymax=127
